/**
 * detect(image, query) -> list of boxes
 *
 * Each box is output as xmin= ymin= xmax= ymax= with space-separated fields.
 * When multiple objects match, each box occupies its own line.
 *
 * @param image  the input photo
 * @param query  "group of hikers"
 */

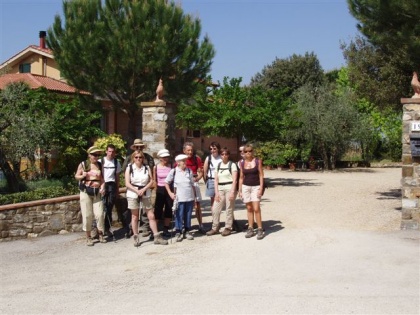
xmin=74 ymin=139 xmax=265 ymax=247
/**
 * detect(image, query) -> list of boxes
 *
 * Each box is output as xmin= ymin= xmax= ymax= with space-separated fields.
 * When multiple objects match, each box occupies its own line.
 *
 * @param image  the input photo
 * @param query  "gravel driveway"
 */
xmin=0 ymin=167 xmax=419 ymax=314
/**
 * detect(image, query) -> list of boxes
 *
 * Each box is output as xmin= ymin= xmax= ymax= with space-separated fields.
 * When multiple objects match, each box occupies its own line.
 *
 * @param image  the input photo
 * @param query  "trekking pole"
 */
xmin=171 ymin=190 xmax=177 ymax=244
xmin=102 ymin=194 xmax=116 ymax=243
xmin=136 ymin=196 xmax=143 ymax=248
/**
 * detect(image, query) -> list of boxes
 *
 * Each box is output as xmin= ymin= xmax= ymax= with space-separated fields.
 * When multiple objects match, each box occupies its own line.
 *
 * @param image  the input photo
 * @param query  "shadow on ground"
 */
xmin=267 ymin=177 xmax=322 ymax=188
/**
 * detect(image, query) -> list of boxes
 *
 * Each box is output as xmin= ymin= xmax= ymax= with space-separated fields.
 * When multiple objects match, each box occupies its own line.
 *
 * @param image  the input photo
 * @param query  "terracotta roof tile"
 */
xmin=0 ymin=73 xmax=90 ymax=95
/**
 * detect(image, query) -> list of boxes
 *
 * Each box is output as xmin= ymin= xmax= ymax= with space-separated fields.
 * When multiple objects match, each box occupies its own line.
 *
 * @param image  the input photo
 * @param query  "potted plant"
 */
xmin=282 ymin=144 xmax=299 ymax=171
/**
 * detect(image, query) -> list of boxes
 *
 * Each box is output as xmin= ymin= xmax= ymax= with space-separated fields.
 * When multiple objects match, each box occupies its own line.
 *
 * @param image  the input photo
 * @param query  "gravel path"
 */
xmin=0 ymin=167 xmax=419 ymax=315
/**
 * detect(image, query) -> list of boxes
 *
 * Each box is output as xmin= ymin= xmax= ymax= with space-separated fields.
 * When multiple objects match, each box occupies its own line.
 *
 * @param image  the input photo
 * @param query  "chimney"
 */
xmin=39 ymin=31 xmax=46 ymax=49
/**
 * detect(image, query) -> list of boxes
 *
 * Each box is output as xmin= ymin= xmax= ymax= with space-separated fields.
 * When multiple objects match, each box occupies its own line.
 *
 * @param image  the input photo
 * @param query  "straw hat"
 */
xmin=130 ymin=139 xmax=146 ymax=150
xmin=87 ymin=146 xmax=103 ymax=154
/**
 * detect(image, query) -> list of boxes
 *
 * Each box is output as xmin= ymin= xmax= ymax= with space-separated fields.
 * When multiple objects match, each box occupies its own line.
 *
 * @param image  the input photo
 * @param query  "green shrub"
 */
xmin=0 ymin=186 xmax=79 ymax=205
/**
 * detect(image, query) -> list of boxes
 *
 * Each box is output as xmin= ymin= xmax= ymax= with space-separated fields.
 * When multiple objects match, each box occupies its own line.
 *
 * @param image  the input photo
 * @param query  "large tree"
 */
xmin=47 ymin=0 xmax=215 ymax=143
xmin=177 ymin=77 xmax=290 ymax=144
xmin=347 ymin=0 xmax=420 ymax=71
xmin=249 ymin=52 xmax=325 ymax=95
xmin=344 ymin=0 xmax=420 ymax=105
xmin=290 ymin=83 xmax=364 ymax=170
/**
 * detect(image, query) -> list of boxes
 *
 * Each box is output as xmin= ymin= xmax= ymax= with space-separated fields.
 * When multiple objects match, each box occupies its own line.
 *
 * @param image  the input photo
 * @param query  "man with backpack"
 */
xmin=101 ymin=144 xmax=122 ymax=238
xmin=122 ymin=139 xmax=155 ymax=237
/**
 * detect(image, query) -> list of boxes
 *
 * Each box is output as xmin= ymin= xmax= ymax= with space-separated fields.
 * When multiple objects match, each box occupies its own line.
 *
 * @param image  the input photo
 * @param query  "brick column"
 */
xmin=401 ymin=98 xmax=420 ymax=230
xmin=140 ymin=101 xmax=177 ymax=160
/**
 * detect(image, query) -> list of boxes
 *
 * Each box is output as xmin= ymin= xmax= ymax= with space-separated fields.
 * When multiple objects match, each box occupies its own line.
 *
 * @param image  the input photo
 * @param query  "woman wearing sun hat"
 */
xmin=153 ymin=149 xmax=174 ymax=237
xmin=125 ymin=150 xmax=168 ymax=247
xmin=74 ymin=146 xmax=107 ymax=246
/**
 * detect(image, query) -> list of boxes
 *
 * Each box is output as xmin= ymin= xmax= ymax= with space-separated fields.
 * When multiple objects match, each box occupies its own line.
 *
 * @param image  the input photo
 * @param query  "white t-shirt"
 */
xmin=126 ymin=164 xmax=151 ymax=199
xmin=207 ymin=155 xmax=222 ymax=179
xmin=102 ymin=157 xmax=121 ymax=183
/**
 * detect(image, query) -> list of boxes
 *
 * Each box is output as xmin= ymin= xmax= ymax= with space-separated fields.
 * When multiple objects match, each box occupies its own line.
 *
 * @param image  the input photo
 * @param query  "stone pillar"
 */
xmin=140 ymin=101 xmax=177 ymax=159
xmin=401 ymin=97 xmax=420 ymax=230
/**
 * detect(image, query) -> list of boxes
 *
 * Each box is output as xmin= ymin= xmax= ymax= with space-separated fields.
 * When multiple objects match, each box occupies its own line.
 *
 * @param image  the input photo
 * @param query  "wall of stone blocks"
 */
xmin=401 ymin=98 xmax=420 ymax=230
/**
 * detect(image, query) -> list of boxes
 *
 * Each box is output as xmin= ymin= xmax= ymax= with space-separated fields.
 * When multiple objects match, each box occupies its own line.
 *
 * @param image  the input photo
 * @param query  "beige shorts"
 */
xmin=127 ymin=196 xmax=153 ymax=211
xmin=242 ymin=185 xmax=261 ymax=203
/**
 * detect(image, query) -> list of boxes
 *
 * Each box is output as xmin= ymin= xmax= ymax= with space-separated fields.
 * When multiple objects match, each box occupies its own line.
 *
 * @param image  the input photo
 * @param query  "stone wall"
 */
xmin=401 ymin=98 xmax=420 ymax=230
xmin=0 ymin=195 xmax=82 ymax=242
xmin=0 ymin=194 xmax=127 ymax=242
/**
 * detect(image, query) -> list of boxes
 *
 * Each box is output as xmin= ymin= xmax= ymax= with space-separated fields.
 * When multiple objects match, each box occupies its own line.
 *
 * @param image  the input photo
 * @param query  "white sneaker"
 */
xmin=185 ymin=232 xmax=194 ymax=240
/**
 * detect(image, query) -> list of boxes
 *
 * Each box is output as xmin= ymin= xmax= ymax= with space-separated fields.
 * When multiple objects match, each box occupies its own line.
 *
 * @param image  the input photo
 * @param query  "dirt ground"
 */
xmin=0 ymin=167 xmax=419 ymax=315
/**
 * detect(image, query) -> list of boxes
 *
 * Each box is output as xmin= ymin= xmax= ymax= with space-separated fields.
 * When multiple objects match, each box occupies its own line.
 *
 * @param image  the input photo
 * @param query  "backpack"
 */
xmin=205 ymin=154 xmax=214 ymax=180
xmin=79 ymin=159 xmax=102 ymax=190
xmin=217 ymin=161 xmax=240 ymax=191
xmin=128 ymin=163 xmax=149 ymax=178
xmin=168 ymin=167 xmax=191 ymax=193
xmin=101 ymin=157 xmax=118 ymax=180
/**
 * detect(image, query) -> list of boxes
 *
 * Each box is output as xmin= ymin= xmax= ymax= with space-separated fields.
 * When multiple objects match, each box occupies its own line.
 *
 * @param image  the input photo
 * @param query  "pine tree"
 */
xmin=47 ymin=0 xmax=215 ymax=141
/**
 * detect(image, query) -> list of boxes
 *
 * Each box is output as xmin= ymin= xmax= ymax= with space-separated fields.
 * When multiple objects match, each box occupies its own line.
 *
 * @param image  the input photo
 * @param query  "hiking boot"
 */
xmin=141 ymin=230 xmax=151 ymax=237
xmin=221 ymin=228 xmax=232 ymax=237
xmin=86 ymin=237 xmax=94 ymax=246
xmin=245 ymin=227 xmax=255 ymax=238
xmin=198 ymin=227 xmax=207 ymax=235
xmin=154 ymin=234 xmax=168 ymax=245
xmin=175 ymin=233 xmax=183 ymax=242
xmin=256 ymin=228 xmax=265 ymax=240
xmin=206 ymin=229 xmax=219 ymax=236
xmin=105 ymin=230 xmax=113 ymax=238
xmin=185 ymin=232 xmax=194 ymax=240
xmin=98 ymin=233 xmax=107 ymax=244
xmin=162 ymin=230 xmax=171 ymax=238
xmin=133 ymin=234 xmax=140 ymax=247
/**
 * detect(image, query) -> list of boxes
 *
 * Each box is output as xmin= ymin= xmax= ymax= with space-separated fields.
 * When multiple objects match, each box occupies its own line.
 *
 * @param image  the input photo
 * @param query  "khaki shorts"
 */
xmin=242 ymin=185 xmax=261 ymax=203
xmin=127 ymin=196 xmax=153 ymax=211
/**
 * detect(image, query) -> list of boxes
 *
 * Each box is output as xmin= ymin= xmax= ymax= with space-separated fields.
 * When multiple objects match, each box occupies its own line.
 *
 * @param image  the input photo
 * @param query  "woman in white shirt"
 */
xmin=125 ymin=151 xmax=168 ymax=247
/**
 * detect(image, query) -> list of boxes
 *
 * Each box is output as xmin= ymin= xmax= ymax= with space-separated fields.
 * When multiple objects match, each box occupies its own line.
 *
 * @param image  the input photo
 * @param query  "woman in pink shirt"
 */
xmin=153 ymin=149 xmax=174 ymax=237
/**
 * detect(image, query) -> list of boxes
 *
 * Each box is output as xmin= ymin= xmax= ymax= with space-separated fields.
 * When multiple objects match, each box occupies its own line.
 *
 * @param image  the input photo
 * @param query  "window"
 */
xmin=187 ymin=129 xmax=201 ymax=138
xmin=19 ymin=63 xmax=31 ymax=73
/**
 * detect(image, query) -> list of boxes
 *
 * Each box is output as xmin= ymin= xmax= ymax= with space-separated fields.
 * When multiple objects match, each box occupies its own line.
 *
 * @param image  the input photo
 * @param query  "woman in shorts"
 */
xmin=125 ymin=150 xmax=168 ymax=247
xmin=238 ymin=144 xmax=265 ymax=240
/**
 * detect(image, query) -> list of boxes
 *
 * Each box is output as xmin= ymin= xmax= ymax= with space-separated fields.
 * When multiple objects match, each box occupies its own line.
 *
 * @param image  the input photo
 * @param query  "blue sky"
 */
xmin=0 ymin=0 xmax=360 ymax=85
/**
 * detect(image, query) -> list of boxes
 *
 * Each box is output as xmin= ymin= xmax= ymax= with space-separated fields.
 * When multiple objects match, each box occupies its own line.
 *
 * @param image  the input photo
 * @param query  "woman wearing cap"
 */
xmin=153 ymin=149 xmax=174 ymax=237
xmin=74 ymin=146 xmax=107 ymax=246
xmin=164 ymin=154 xmax=196 ymax=241
xmin=125 ymin=150 xmax=168 ymax=247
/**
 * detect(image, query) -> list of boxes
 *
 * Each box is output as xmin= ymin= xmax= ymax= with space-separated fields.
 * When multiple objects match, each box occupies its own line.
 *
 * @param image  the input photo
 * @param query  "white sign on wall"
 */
xmin=411 ymin=122 xmax=420 ymax=132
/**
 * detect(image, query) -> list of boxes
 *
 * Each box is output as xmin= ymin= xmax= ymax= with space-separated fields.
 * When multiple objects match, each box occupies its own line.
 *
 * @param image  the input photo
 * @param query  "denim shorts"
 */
xmin=205 ymin=179 xmax=215 ymax=197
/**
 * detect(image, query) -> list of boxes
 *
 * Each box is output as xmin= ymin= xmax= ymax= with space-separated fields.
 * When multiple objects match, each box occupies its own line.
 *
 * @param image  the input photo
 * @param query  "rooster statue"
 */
xmin=411 ymin=72 xmax=420 ymax=98
xmin=155 ymin=78 xmax=164 ymax=102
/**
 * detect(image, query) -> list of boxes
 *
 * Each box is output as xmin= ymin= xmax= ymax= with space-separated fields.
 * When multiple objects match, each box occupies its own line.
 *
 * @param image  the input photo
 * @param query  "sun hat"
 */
xmin=87 ymin=146 xmax=103 ymax=154
xmin=175 ymin=154 xmax=188 ymax=162
xmin=157 ymin=149 xmax=170 ymax=158
xmin=130 ymin=139 xmax=146 ymax=150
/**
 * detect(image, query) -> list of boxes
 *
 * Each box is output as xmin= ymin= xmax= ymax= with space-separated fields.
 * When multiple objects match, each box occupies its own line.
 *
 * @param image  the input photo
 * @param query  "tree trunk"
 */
xmin=0 ymin=149 xmax=24 ymax=193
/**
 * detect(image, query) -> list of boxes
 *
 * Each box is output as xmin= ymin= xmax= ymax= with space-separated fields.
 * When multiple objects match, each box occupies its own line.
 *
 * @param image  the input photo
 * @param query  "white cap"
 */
xmin=157 ymin=149 xmax=170 ymax=158
xmin=175 ymin=154 xmax=188 ymax=162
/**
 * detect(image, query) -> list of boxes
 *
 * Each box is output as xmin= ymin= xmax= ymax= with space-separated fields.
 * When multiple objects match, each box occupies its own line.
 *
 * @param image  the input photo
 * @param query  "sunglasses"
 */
xmin=134 ymin=156 xmax=143 ymax=159
xmin=244 ymin=150 xmax=253 ymax=153
xmin=210 ymin=147 xmax=218 ymax=151
xmin=91 ymin=153 xmax=101 ymax=157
